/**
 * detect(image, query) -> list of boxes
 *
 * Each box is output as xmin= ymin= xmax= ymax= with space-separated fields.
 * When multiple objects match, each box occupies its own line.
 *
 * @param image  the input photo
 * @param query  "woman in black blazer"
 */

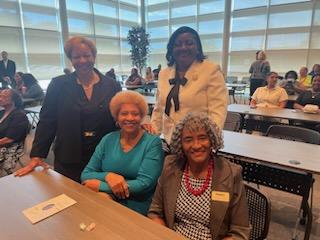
xmin=15 ymin=37 xmax=121 ymax=182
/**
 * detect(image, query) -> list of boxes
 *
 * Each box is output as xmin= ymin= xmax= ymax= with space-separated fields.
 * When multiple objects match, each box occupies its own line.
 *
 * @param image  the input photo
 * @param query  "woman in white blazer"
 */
xmin=150 ymin=26 xmax=228 ymax=145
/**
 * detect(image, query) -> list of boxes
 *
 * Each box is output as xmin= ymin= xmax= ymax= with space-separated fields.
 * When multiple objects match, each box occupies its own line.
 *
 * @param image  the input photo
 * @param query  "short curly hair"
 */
xmin=64 ymin=36 xmax=97 ymax=60
xmin=109 ymin=91 xmax=148 ymax=121
xmin=170 ymin=112 xmax=224 ymax=162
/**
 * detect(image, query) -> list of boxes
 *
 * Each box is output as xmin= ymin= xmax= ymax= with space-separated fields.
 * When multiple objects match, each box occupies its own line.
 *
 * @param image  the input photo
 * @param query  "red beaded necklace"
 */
xmin=184 ymin=159 xmax=214 ymax=196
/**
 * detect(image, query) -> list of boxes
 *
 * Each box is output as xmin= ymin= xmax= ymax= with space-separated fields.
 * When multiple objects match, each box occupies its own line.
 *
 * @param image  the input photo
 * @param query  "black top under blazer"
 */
xmin=30 ymin=69 xmax=121 ymax=164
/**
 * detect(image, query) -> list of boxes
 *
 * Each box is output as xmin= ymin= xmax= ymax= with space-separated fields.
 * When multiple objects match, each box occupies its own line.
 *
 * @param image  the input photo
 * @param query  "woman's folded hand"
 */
xmin=105 ymin=172 xmax=129 ymax=199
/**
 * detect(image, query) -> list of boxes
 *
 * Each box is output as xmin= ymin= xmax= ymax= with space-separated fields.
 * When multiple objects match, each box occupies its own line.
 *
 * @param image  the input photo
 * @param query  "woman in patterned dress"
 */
xmin=0 ymin=89 xmax=29 ymax=176
xmin=148 ymin=113 xmax=250 ymax=240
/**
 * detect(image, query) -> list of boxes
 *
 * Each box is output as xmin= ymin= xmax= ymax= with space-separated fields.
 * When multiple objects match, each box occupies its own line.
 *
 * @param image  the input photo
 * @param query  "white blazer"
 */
xmin=151 ymin=59 xmax=228 ymax=144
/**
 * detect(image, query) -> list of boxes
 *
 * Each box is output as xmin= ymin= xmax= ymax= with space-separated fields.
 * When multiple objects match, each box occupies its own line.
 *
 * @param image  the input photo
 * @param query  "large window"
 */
xmin=145 ymin=0 xmax=225 ymax=69
xmin=0 ymin=0 xmax=140 ymax=86
xmin=229 ymin=0 xmax=316 ymax=78
xmin=0 ymin=0 xmax=319 ymax=83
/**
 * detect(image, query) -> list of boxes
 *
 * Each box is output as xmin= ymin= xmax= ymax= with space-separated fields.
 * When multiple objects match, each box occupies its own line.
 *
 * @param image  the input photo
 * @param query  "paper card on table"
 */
xmin=22 ymin=194 xmax=77 ymax=224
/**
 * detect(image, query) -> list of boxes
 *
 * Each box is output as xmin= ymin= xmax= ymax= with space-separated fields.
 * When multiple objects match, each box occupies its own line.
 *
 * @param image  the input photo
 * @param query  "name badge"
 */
xmin=211 ymin=191 xmax=230 ymax=202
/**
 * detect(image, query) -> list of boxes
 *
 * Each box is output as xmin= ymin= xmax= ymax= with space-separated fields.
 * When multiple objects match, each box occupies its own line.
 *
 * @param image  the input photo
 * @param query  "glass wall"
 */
xmin=145 ymin=0 xmax=319 ymax=79
xmin=0 ymin=0 xmax=140 ymax=87
xmin=1 ymin=0 xmax=319 ymax=84
xmin=229 ymin=0 xmax=318 ymax=78
xmin=145 ymin=0 xmax=225 ymax=69
xmin=66 ymin=0 xmax=140 ymax=74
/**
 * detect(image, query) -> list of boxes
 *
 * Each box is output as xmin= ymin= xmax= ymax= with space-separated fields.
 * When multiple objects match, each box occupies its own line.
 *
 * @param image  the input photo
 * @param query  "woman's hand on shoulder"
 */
xmin=14 ymin=157 xmax=48 ymax=177
xmin=105 ymin=172 xmax=129 ymax=199
xmin=82 ymin=179 xmax=101 ymax=192
xmin=142 ymin=123 xmax=156 ymax=134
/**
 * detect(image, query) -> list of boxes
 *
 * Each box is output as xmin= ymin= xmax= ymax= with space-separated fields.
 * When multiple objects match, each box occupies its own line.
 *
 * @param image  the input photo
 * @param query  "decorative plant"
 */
xmin=127 ymin=26 xmax=150 ymax=74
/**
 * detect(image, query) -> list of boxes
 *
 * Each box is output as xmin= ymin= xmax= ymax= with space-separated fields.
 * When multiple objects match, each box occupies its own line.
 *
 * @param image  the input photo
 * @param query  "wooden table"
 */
xmin=220 ymin=130 xmax=319 ymax=240
xmin=228 ymin=104 xmax=320 ymax=123
xmin=0 ymin=170 xmax=185 ymax=240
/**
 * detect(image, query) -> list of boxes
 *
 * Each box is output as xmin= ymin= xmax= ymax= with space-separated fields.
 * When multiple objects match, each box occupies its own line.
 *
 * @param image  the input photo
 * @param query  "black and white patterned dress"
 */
xmin=173 ymin=172 xmax=212 ymax=240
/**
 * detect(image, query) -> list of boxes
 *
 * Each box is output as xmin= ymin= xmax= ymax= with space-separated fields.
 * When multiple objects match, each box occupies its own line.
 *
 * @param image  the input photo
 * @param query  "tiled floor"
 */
xmin=17 ymin=129 xmax=320 ymax=240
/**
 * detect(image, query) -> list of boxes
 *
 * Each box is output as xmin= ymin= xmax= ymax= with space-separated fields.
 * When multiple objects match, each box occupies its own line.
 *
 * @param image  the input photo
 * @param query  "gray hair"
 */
xmin=170 ymin=112 xmax=224 ymax=161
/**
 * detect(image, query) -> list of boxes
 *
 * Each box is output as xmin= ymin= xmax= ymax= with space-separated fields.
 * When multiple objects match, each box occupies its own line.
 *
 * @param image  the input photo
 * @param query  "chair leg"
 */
xmin=292 ymin=208 xmax=303 ymax=240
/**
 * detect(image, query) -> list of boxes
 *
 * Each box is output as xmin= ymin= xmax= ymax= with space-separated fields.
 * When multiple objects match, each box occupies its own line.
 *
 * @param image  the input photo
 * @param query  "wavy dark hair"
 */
xmin=22 ymin=73 xmax=38 ymax=88
xmin=166 ymin=26 xmax=206 ymax=66
xmin=285 ymin=70 xmax=298 ymax=80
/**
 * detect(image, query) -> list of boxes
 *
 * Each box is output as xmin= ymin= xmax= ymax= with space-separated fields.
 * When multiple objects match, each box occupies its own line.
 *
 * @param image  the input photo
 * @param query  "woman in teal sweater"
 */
xmin=81 ymin=91 xmax=164 ymax=215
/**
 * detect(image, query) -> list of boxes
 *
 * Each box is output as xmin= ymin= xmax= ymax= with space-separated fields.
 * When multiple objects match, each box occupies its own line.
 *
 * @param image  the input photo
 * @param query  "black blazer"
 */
xmin=30 ymin=69 xmax=121 ymax=164
xmin=0 ymin=59 xmax=16 ymax=79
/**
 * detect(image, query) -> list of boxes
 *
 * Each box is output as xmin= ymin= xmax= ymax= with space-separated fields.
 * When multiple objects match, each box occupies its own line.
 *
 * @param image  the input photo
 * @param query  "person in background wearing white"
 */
xmin=250 ymin=71 xmax=288 ymax=109
xmin=145 ymin=67 xmax=154 ymax=83
xmin=247 ymin=71 xmax=288 ymax=134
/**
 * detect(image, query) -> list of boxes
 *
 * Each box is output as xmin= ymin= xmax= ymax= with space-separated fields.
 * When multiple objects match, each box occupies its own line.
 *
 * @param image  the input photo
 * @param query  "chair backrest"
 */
xmin=245 ymin=184 xmax=271 ymax=240
xmin=241 ymin=76 xmax=250 ymax=84
xmin=266 ymin=125 xmax=320 ymax=144
xmin=224 ymin=112 xmax=242 ymax=132
xmin=226 ymin=76 xmax=238 ymax=83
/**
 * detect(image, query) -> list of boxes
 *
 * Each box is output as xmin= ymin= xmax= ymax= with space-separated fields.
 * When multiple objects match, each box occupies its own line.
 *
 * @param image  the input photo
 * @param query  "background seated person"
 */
xmin=148 ymin=113 xmax=250 ymax=240
xmin=247 ymin=71 xmax=288 ymax=133
xmin=309 ymin=64 xmax=320 ymax=78
xmin=21 ymin=73 xmax=44 ymax=101
xmin=125 ymin=68 xmax=143 ymax=86
xmin=105 ymin=68 xmax=116 ymax=80
xmin=152 ymin=64 xmax=161 ymax=80
xmin=251 ymin=71 xmax=288 ymax=109
xmin=294 ymin=74 xmax=320 ymax=112
xmin=145 ymin=67 xmax=154 ymax=83
xmin=0 ymin=89 xmax=29 ymax=176
xmin=293 ymin=74 xmax=320 ymax=131
xmin=279 ymin=70 xmax=301 ymax=95
xmin=12 ymin=72 xmax=24 ymax=92
xmin=297 ymin=66 xmax=312 ymax=90
xmin=81 ymin=91 xmax=164 ymax=215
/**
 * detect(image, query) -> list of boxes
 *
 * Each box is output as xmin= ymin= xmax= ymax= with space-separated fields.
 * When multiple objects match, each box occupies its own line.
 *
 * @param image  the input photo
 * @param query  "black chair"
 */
xmin=245 ymin=184 xmax=271 ymax=240
xmin=228 ymin=89 xmax=237 ymax=104
xmin=266 ymin=124 xmax=317 ymax=239
xmin=226 ymin=76 xmax=238 ymax=83
xmin=224 ymin=112 xmax=242 ymax=132
xmin=234 ymin=78 xmax=249 ymax=104
xmin=266 ymin=125 xmax=320 ymax=144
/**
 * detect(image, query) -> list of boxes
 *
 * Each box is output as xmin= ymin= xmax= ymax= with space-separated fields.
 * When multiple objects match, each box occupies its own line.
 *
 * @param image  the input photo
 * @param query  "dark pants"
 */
xmin=250 ymin=78 xmax=266 ymax=97
xmin=54 ymin=145 xmax=94 ymax=183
